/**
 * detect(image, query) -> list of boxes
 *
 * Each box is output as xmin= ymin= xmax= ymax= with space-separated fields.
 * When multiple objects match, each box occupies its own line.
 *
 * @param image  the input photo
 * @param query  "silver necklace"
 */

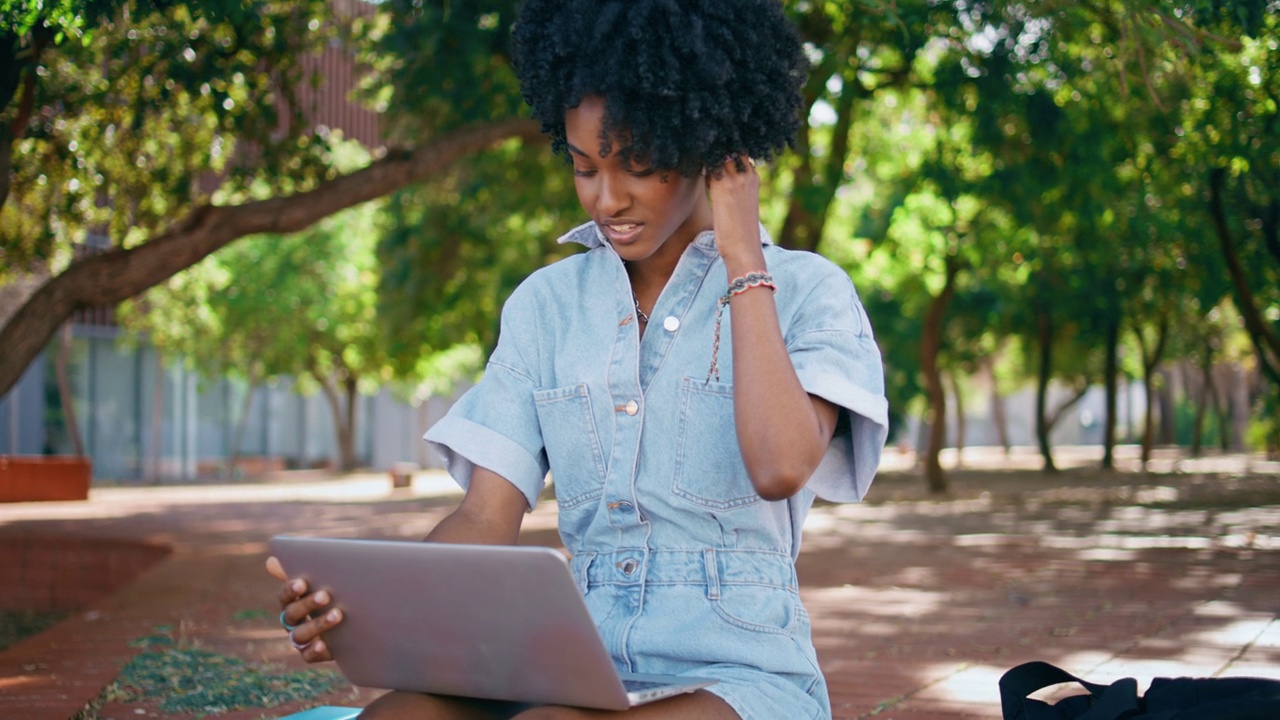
xmin=633 ymin=294 xmax=650 ymax=324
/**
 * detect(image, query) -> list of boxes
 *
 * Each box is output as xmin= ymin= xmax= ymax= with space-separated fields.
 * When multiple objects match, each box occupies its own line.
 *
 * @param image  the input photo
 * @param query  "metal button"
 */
xmin=663 ymin=316 xmax=680 ymax=332
xmin=619 ymin=559 xmax=639 ymax=575
xmin=624 ymin=400 xmax=639 ymax=416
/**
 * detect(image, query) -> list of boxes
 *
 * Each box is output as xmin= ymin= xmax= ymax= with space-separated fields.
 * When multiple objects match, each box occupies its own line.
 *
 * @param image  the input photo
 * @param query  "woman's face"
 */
xmin=564 ymin=96 xmax=712 ymax=265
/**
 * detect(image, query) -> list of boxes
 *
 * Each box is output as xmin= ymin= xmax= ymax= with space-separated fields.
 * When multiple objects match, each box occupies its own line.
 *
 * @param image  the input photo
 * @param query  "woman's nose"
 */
xmin=595 ymin=173 xmax=629 ymax=217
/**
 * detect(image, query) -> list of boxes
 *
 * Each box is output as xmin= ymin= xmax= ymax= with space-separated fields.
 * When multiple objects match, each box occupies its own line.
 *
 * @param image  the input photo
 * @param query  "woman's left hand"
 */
xmin=706 ymin=155 xmax=765 ymax=269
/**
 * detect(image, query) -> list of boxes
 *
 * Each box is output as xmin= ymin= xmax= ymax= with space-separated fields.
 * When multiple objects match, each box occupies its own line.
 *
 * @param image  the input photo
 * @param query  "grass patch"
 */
xmin=87 ymin=632 xmax=344 ymax=716
xmin=0 ymin=609 xmax=72 ymax=651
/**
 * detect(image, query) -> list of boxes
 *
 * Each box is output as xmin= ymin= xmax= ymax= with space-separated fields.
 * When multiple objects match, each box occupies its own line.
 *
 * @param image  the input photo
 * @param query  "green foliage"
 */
xmin=120 ymin=142 xmax=390 ymax=393
xmin=1 ymin=0 xmax=336 ymax=274
xmin=375 ymin=138 xmax=582 ymax=377
xmin=359 ymin=0 xmax=527 ymax=139
xmin=5 ymin=0 xmax=1278 ymax=460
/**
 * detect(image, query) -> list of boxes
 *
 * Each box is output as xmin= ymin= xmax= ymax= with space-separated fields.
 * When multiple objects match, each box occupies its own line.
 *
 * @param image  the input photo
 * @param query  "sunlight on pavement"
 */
xmin=913 ymin=663 xmax=1008 ymax=706
xmin=805 ymin=584 xmax=946 ymax=618
xmin=0 ymin=471 xmax=464 ymax=524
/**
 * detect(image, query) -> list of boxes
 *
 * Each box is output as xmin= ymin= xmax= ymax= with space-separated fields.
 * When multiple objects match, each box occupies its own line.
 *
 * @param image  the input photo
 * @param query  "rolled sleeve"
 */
xmin=423 ymin=285 xmax=549 ymax=510
xmin=786 ymin=271 xmax=889 ymax=502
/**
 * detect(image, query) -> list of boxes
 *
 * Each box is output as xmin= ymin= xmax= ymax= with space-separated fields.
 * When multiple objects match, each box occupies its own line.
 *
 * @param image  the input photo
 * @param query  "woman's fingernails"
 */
xmin=314 ymin=640 xmax=326 ymax=654
xmin=291 ymin=580 xmax=304 ymax=594
xmin=314 ymin=591 xmax=329 ymax=605
xmin=327 ymin=609 xmax=340 ymax=622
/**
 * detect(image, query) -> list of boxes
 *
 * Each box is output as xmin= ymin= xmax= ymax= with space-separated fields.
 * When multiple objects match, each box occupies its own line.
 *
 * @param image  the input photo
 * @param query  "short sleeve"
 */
xmin=786 ymin=267 xmax=889 ymax=503
xmin=423 ymin=285 xmax=548 ymax=510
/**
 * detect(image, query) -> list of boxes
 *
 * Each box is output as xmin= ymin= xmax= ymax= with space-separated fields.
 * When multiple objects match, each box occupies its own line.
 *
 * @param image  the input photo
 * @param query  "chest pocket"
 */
xmin=671 ymin=377 xmax=759 ymax=510
xmin=533 ymin=383 xmax=607 ymax=510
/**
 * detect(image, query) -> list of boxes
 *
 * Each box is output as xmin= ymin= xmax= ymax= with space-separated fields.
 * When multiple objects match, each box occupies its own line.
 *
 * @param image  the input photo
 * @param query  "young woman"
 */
xmin=270 ymin=1 xmax=888 ymax=717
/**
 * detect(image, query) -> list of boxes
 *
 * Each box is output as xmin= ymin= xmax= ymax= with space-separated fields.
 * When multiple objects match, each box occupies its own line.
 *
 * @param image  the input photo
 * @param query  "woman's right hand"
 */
xmin=266 ymin=555 xmax=343 ymax=663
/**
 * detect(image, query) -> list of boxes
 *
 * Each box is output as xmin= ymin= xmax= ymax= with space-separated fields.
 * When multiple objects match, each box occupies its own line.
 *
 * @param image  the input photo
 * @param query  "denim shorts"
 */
xmin=573 ymin=549 xmax=828 ymax=720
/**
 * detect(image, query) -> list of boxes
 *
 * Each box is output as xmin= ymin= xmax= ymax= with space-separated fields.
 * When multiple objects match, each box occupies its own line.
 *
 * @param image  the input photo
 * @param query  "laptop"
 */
xmin=269 ymin=536 xmax=716 ymax=710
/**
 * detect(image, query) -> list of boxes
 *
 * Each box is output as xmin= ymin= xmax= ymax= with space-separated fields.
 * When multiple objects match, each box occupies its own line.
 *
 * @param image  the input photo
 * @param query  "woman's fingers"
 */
xmin=266 ymin=556 xmax=340 ymax=662
xmin=300 ymin=638 xmax=333 ymax=662
xmin=282 ymin=588 xmax=333 ymax=626
xmin=291 ymin=606 xmax=343 ymax=663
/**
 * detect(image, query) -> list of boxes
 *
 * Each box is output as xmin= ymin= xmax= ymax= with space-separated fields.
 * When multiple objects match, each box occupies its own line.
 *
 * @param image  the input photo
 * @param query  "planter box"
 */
xmin=0 ymin=456 xmax=92 ymax=503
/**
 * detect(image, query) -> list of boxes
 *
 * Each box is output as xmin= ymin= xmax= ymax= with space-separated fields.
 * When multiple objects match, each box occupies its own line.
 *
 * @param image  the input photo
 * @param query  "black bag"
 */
xmin=999 ymin=661 xmax=1280 ymax=719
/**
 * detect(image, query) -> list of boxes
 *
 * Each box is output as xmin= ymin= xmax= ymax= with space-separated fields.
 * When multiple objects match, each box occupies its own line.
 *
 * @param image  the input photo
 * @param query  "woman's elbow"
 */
xmin=749 ymin=463 xmax=816 ymax=501
xmin=744 ymin=441 xmax=827 ymax=501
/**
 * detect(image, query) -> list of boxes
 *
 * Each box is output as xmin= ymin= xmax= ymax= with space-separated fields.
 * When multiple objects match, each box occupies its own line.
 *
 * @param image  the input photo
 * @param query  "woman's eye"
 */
xmin=573 ymin=167 xmax=596 ymax=177
xmin=628 ymin=168 xmax=656 ymax=178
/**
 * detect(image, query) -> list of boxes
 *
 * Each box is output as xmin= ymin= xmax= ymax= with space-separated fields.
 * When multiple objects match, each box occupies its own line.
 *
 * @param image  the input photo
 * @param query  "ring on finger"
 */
xmin=289 ymin=628 xmax=313 ymax=652
xmin=280 ymin=610 xmax=297 ymax=632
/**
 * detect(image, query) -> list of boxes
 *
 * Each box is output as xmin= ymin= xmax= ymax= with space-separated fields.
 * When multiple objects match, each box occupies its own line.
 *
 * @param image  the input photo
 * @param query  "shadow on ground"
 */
xmin=0 ymin=448 xmax=1276 ymax=719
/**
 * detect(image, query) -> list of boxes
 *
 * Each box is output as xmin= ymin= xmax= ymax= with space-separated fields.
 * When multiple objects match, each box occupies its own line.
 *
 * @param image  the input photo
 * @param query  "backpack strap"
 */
xmin=1000 ymin=661 xmax=1141 ymax=720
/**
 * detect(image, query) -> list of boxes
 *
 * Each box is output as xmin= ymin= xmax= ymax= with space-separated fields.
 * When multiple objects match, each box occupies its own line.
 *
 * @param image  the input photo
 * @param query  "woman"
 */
xmin=270 ymin=1 xmax=888 ymax=717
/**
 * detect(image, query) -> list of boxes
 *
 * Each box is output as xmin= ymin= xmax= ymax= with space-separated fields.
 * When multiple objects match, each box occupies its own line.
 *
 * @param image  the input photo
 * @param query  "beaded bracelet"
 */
xmin=706 ymin=271 xmax=777 ymax=384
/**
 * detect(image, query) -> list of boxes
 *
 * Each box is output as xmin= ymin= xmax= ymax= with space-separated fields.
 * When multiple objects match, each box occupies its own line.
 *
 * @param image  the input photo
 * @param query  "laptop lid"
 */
xmin=269 ymin=536 xmax=640 ymax=709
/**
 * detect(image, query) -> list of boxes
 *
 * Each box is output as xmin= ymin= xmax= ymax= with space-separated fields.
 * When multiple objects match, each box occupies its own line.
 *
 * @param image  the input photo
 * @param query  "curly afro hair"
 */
xmin=512 ymin=0 xmax=808 ymax=177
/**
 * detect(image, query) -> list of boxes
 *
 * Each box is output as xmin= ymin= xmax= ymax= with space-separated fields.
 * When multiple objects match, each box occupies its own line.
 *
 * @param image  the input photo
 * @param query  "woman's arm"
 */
xmin=424 ymin=466 xmax=529 ymax=545
xmin=708 ymin=159 xmax=840 ymax=501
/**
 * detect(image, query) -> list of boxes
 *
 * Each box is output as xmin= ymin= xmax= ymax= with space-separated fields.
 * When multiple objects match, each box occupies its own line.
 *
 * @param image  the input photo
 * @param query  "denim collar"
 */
xmin=556 ymin=220 xmax=775 ymax=253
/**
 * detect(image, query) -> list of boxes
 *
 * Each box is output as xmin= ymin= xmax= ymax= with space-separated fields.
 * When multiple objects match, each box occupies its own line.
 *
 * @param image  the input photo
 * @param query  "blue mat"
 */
xmin=276 ymin=707 xmax=361 ymax=720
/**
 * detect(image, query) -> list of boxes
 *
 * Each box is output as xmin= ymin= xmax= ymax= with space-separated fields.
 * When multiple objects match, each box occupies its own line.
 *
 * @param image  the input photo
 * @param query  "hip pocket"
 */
xmin=533 ymin=383 xmax=606 ymax=509
xmin=711 ymin=584 xmax=800 ymax=636
xmin=671 ymin=377 xmax=758 ymax=511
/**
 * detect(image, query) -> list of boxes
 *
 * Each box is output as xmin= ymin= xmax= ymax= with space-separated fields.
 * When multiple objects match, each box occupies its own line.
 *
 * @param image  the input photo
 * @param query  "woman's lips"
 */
xmin=600 ymin=221 xmax=643 ymax=244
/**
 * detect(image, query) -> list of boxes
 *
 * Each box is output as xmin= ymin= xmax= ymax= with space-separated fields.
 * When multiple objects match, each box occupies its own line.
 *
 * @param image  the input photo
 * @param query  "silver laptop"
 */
xmin=269 ymin=536 xmax=715 ymax=710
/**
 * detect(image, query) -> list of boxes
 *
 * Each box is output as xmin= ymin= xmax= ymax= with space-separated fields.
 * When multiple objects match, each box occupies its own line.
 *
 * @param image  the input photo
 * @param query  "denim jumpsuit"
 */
xmin=425 ymin=222 xmax=888 ymax=719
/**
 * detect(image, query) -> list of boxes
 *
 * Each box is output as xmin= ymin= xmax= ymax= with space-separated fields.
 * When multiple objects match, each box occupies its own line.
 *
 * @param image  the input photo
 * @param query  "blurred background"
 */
xmin=0 ymin=0 xmax=1276 ymax=495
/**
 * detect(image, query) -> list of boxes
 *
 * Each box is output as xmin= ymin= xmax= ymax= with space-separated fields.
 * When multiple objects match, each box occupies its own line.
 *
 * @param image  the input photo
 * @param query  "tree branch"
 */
xmin=1208 ymin=167 xmax=1280 ymax=387
xmin=0 ymin=117 xmax=544 ymax=397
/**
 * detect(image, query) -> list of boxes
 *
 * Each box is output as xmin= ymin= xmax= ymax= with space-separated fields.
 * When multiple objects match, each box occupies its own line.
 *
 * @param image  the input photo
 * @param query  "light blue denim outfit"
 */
xmin=425 ymin=221 xmax=888 ymax=720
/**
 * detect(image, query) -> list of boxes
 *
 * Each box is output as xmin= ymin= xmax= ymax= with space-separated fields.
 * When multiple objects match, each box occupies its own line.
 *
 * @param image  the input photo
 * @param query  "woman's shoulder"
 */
xmin=505 ymin=239 xmax=607 ymax=311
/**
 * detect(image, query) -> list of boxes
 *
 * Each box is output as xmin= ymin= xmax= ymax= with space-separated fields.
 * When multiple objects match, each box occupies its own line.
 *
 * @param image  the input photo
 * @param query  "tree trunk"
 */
xmin=227 ymin=376 xmax=258 ymax=477
xmin=1101 ymin=316 xmax=1121 ymax=469
xmin=54 ymin=323 xmax=84 ymax=457
xmin=1229 ymin=364 xmax=1250 ymax=451
xmin=987 ymin=359 xmax=1011 ymax=454
xmin=777 ymin=69 xmax=858 ymax=252
xmin=1035 ymin=306 xmax=1057 ymax=473
xmin=1135 ymin=319 xmax=1169 ymax=469
xmin=1209 ymin=168 xmax=1280 ymax=388
xmin=920 ymin=257 xmax=959 ymax=494
xmin=948 ymin=369 xmax=966 ymax=468
xmin=319 ymin=374 xmax=360 ymax=472
xmin=1211 ymin=363 xmax=1233 ymax=452
xmin=1141 ymin=369 xmax=1156 ymax=469
xmin=1156 ymin=367 xmax=1177 ymax=446
xmin=0 ymin=118 xmax=544 ymax=397
xmin=1191 ymin=346 xmax=1213 ymax=457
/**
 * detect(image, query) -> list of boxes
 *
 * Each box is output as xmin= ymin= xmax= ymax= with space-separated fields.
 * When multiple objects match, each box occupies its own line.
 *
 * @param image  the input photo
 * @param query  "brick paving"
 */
xmin=1 ymin=447 xmax=1278 ymax=720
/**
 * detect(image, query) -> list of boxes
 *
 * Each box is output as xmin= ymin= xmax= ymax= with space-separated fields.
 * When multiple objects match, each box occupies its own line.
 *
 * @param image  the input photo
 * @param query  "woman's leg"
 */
xmin=358 ymin=690 xmax=527 ymax=719
xmin=510 ymin=690 xmax=739 ymax=719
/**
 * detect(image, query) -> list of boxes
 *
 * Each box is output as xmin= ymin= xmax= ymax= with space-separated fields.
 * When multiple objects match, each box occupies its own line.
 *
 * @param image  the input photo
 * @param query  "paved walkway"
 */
xmin=1 ymin=447 xmax=1278 ymax=719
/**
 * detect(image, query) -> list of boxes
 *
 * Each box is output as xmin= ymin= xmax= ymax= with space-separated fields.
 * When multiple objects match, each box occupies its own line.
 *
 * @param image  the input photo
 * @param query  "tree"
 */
xmin=0 ymin=0 xmax=541 ymax=397
xmin=122 ymin=176 xmax=391 ymax=471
